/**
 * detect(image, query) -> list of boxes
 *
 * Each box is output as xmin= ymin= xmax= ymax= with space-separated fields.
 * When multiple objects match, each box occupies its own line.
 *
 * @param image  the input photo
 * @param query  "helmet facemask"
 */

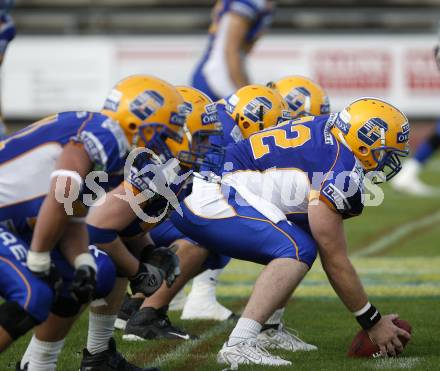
xmin=371 ymin=146 xmax=409 ymax=182
xmin=178 ymin=128 xmax=225 ymax=173
xmin=139 ymin=122 xmax=184 ymax=162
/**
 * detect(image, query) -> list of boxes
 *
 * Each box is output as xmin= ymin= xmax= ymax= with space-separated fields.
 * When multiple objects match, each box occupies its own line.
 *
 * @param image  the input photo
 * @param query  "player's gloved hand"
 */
xmin=141 ymin=246 xmax=180 ymax=288
xmin=27 ymin=251 xmax=63 ymax=294
xmin=367 ymin=314 xmax=411 ymax=357
xmin=71 ymin=265 xmax=97 ymax=304
xmin=71 ymin=253 xmax=98 ymax=304
xmin=129 ymin=262 xmax=164 ymax=296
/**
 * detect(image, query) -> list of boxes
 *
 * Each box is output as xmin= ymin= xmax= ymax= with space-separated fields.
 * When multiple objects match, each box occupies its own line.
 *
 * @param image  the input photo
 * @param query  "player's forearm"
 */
xmin=309 ymin=200 xmax=369 ymax=312
xmin=224 ymin=13 xmax=251 ymax=89
xmin=98 ymin=238 xmax=139 ymax=278
xmin=30 ymin=195 xmax=70 ymax=253
xmin=59 ymin=221 xmax=90 ymax=266
xmin=320 ymin=252 xmax=368 ymax=312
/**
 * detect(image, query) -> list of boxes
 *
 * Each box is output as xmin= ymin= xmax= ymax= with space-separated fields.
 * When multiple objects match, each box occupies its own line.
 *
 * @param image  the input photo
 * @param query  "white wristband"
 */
xmin=74 ymin=253 xmax=97 ymax=272
xmin=27 ymin=250 xmax=51 ymax=273
xmin=353 ymin=302 xmax=372 ymax=317
xmin=51 ymin=169 xmax=83 ymax=190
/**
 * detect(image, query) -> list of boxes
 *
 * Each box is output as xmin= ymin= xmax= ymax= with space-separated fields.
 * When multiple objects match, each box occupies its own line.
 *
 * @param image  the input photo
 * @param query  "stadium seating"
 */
xmin=11 ymin=0 xmax=440 ymax=34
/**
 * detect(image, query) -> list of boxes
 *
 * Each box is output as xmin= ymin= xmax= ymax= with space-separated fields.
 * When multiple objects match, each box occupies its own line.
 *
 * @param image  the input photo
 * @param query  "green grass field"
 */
xmin=1 ymin=158 xmax=440 ymax=370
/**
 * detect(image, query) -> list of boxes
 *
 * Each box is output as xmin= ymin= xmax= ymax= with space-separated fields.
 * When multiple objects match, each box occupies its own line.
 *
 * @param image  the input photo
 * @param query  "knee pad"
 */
xmin=51 ymin=295 xmax=82 ymax=317
xmin=0 ymin=301 xmax=38 ymax=339
xmin=93 ymin=250 xmax=116 ymax=299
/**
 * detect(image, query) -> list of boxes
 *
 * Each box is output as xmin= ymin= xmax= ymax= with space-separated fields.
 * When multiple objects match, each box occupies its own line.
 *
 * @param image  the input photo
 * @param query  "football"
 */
xmin=347 ymin=319 xmax=412 ymax=358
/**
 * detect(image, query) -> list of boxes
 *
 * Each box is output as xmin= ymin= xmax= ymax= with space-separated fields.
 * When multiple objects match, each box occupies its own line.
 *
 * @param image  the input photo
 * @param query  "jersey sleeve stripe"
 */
xmin=76 ymin=113 xmax=94 ymax=135
xmin=319 ymin=138 xmax=341 ymax=191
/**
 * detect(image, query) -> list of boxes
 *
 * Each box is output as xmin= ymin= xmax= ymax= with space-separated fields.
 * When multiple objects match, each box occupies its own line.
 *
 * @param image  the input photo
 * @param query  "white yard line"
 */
xmin=367 ymin=356 xmax=421 ymax=369
xmin=352 ymin=210 xmax=440 ymax=257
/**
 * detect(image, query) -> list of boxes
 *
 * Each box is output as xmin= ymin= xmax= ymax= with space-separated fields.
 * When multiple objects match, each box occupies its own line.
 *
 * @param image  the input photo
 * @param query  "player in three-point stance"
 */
xmin=170 ymin=97 xmax=412 ymax=367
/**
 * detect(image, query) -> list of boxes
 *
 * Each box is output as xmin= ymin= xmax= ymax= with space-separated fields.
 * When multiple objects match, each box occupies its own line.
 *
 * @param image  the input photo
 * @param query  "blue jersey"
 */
xmin=212 ymin=101 xmax=244 ymax=148
xmin=222 ymin=115 xmax=364 ymax=219
xmin=186 ymin=114 xmax=364 ymax=227
xmin=0 ymin=13 xmax=15 ymax=57
xmin=0 ymin=111 xmax=129 ymax=241
xmin=192 ymin=0 xmax=274 ymax=100
xmin=118 ymin=155 xmax=191 ymax=238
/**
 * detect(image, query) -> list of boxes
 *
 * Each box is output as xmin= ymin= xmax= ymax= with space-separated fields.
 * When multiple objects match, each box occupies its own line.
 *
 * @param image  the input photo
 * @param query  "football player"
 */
xmin=13 ymin=75 xmax=183 ymax=371
xmin=192 ymin=0 xmax=274 ymax=100
xmin=121 ymin=85 xmax=313 ymax=352
xmin=0 ymin=0 xmax=16 ymax=138
xmin=177 ymin=78 xmax=330 ymax=322
xmin=76 ymin=86 xmax=222 ymax=366
xmin=115 ymin=86 xmax=233 ymax=337
xmin=169 ymin=98 xmax=412 ymax=367
xmin=391 ymin=45 xmax=440 ymax=196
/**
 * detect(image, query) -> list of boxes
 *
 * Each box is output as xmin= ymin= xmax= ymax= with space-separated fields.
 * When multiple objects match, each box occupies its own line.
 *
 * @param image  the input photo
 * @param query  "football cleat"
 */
xmin=181 ymin=296 xmax=237 ymax=321
xmin=391 ymin=159 xmax=438 ymax=196
xmin=123 ymin=306 xmax=197 ymax=341
xmin=257 ymin=324 xmax=318 ymax=352
xmin=79 ymin=337 xmax=157 ymax=371
xmin=217 ymin=338 xmax=292 ymax=368
xmin=114 ymin=295 xmax=144 ymax=331
xmin=15 ymin=362 xmax=27 ymax=371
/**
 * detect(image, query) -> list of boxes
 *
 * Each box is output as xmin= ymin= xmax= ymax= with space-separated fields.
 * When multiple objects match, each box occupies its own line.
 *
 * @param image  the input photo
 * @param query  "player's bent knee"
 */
xmin=0 ymin=301 xmax=39 ymax=339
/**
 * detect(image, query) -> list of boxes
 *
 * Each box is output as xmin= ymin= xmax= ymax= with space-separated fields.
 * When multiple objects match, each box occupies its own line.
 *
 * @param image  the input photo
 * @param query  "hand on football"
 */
xmin=367 ymin=314 xmax=411 ymax=357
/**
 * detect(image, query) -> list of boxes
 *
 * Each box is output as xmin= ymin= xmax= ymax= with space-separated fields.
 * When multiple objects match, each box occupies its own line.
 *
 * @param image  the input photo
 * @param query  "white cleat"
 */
xmin=181 ymin=297 xmax=235 ymax=321
xmin=391 ymin=159 xmax=438 ymax=196
xmin=217 ymin=339 xmax=292 ymax=368
xmin=257 ymin=324 xmax=318 ymax=352
xmin=169 ymin=289 xmax=187 ymax=312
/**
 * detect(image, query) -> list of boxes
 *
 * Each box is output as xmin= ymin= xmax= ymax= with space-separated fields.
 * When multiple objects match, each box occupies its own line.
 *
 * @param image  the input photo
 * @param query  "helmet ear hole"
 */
xmin=359 ymin=146 xmax=369 ymax=155
xmin=128 ymin=122 xmax=137 ymax=132
xmin=242 ymin=121 xmax=250 ymax=129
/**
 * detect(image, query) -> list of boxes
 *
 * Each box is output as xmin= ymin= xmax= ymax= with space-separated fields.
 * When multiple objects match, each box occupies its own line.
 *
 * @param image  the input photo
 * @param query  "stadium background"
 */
xmin=2 ymin=1 xmax=440 ymax=370
xmin=4 ymin=0 xmax=440 ymax=120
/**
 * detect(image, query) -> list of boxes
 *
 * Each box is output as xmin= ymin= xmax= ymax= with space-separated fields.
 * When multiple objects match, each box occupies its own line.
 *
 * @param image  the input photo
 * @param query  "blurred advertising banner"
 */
xmin=3 ymin=34 xmax=439 ymax=119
